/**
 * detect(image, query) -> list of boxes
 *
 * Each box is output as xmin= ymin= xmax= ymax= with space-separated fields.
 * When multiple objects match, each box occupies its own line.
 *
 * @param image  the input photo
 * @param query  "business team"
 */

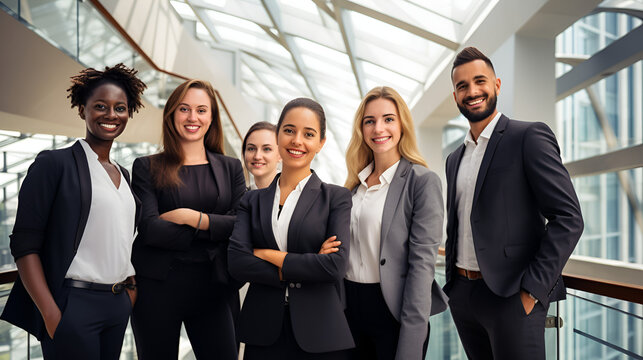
xmin=2 ymin=46 xmax=583 ymax=360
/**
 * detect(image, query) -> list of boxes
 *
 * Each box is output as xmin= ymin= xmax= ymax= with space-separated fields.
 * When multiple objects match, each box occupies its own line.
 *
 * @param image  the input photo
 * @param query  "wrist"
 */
xmin=528 ymin=292 xmax=538 ymax=304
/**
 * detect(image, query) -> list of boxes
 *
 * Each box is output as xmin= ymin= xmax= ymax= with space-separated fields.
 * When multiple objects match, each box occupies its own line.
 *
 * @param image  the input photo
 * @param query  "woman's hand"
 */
xmin=160 ymin=208 xmax=209 ymax=230
xmin=319 ymin=236 xmax=340 ymax=254
xmin=43 ymin=305 xmax=62 ymax=339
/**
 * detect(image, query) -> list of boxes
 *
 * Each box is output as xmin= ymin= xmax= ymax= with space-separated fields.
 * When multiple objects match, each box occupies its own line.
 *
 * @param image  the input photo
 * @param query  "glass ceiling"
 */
xmin=169 ymin=0 xmax=496 ymax=183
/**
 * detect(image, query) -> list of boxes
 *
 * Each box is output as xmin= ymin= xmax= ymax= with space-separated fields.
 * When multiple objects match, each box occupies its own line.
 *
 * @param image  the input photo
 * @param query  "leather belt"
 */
xmin=64 ymin=279 xmax=132 ymax=294
xmin=456 ymin=267 xmax=483 ymax=280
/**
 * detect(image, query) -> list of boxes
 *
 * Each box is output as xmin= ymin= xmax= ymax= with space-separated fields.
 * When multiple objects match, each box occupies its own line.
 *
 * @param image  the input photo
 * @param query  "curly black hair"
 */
xmin=66 ymin=63 xmax=147 ymax=117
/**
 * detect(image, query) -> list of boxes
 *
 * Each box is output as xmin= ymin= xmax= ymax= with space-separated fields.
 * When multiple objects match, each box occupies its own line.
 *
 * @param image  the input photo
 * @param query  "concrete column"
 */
xmin=491 ymin=34 xmax=558 ymax=134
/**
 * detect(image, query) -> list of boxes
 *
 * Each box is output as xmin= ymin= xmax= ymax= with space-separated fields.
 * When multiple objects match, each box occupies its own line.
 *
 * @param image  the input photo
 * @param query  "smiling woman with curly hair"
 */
xmin=0 ymin=63 xmax=146 ymax=360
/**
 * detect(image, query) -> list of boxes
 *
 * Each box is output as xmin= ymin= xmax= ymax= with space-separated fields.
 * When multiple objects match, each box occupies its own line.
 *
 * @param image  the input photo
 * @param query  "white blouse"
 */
xmin=346 ymin=160 xmax=400 ymax=284
xmin=271 ymin=173 xmax=312 ymax=252
xmin=65 ymin=140 xmax=136 ymax=284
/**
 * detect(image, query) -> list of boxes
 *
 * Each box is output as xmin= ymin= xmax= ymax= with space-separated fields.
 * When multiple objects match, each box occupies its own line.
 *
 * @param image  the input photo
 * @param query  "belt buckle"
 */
xmin=111 ymin=282 xmax=124 ymax=294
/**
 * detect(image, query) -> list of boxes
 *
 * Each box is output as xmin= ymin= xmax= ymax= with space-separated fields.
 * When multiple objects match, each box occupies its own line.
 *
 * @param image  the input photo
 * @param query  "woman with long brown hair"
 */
xmin=131 ymin=79 xmax=245 ymax=359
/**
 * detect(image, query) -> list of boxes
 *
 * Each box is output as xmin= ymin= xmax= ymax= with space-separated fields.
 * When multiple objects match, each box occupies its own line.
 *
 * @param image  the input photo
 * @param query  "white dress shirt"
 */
xmin=271 ymin=173 xmax=312 ymax=252
xmin=346 ymin=160 xmax=400 ymax=283
xmin=65 ymin=140 xmax=136 ymax=283
xmin=455 ymin=112 xmax=502 ymax=271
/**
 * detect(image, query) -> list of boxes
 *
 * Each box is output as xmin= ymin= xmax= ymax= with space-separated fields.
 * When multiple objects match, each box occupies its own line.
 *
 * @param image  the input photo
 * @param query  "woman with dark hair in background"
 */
xmin=242 ymin=121 xmax=280 ymax=190
xmin=229 ymin=98 xmax=354 ymax=359
xmin=343 ymin=86 xmax=448 ymax=360
xmin=0 ymin=64 xmax=146 ymax=359
xmin=131 ymin=79 xmax=245 ymax=360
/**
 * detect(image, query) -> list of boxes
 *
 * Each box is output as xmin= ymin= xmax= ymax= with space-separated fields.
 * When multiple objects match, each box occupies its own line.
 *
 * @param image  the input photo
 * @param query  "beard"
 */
xmin=457 ymin=91 xmax=497 ymax=123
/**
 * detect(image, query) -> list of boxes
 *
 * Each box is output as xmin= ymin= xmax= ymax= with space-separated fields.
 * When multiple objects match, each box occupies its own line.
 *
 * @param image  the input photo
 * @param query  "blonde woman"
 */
xmin=344 ymin=87 xmax=448 ymax=360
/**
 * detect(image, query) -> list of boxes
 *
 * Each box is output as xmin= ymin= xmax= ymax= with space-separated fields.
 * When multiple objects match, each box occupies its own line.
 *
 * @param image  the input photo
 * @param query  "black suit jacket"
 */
xmin=131 ymin=151 xmax=245 ymax=284
xmin=444 ymin=115 xmax=583 ymax=307
xmin=228 ymin=172 xmax=355 ymax=353
xmin=0 ymin=141 xmax=140 ymax=339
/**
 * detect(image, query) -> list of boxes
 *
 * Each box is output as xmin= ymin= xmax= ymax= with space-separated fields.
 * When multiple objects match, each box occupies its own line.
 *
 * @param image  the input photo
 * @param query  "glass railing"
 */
xmin=426 ymin=260 xmax=643 ymax=359
xmin=558 ymin=289 xmax=642 ymax=360
xmin=0 ymin=254 xmax=641 ymax=358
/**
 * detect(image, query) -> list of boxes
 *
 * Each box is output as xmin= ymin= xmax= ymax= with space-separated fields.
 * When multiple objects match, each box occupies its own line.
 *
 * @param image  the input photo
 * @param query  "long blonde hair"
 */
xmin=344 ymin=86 xmax=428 ymax=189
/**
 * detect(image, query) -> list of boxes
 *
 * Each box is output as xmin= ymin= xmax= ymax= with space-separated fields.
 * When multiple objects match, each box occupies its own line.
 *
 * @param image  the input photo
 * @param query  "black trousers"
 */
xmin=131 ymin=260 xmax=238 ymax=360
xmin=40 ymin=286 xmax=131 ymax=360
xmin=244 ymin=304 xmax=352 ymax=360
xmin=344 ymin=280 xmax=430 ymax=360
xmin=448 ymin=275 xmax=548 ymax=360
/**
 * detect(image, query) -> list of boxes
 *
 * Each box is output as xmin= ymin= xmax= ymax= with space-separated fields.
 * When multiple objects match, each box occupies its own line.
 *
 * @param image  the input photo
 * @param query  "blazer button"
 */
xmin=380 ymin=259 xmax=386 ymax=266
xmin=289 ymin=283 xmax=295 ymax=288
xmin=295 ymin=283 xmax=301 ymax=288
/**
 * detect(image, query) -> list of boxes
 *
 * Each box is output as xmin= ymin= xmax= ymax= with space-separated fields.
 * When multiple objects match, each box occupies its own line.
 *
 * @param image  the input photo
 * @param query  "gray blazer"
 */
xmin=352 ymin=157 xmax=448 ymax=360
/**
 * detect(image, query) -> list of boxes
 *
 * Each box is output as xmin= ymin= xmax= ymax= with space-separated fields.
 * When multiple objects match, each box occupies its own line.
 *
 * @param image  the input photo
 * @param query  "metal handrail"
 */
xmin=436 ymin=247 xmax=643 ymax=304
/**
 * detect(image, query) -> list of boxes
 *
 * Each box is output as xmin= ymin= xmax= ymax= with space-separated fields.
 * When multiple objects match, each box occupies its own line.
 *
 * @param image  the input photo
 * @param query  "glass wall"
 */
xmin=555 ymin=10 xmax=643 ymax=360
xmin=556 ymin=13 xmax=643 ymax=266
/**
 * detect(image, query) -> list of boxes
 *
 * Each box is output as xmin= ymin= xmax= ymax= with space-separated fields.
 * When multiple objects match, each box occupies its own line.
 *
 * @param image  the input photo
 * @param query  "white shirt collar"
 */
xmin=463 ymin=112 xmax=502 ymax=146
xmin=357 ymin=160 xmax=400 ymax=187
xmin=79 ymin=139 xmax=115 ymax=164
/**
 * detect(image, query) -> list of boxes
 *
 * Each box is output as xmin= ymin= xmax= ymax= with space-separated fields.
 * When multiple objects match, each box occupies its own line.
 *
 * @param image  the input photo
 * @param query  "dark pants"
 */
xmin=448 ymin=276 xmax=548 ymax=360
xmin=344 ymin=280 xmax=430 ymax=360
xmin=244 ymin=305 xmax=351 ymax=360
xmin=40 ymin=286 xmax=132 ymax=360
xmin=131 ymin=261 xmax=238 ymax=360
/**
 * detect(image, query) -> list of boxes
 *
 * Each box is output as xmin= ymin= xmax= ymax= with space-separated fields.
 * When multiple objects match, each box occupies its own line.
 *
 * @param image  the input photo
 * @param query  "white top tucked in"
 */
xmin=65 ymin=140 xmax=136 ymax=284
xmin=455 ymin=112 xmax=502 ymax=271
xmin=346 ymin=160 xmax=400 ymax=284
xmin=271 ymin=173 xmax=312 ymax=252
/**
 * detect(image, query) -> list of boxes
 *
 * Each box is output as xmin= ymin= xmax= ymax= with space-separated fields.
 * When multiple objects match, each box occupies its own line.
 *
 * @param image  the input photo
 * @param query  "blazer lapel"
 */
xmin=287 ymin=172 xmax=321 ymax=252
xmin=380 ymin=158 xmax=412 ymax=247
xmin=260 ymin=175 xmax=280 ymax=250
xmin=119 ymin=164 xmax=141 ymax=234
xmin=447 ymin=144 xmax=466 ymax=213
xmin=472 ymin=114 xmax=508 ymax=207
xmin=206 ymin=151 xmax=227 ymax=212
xmin=71 ymin=141 xmax=91 ymax=251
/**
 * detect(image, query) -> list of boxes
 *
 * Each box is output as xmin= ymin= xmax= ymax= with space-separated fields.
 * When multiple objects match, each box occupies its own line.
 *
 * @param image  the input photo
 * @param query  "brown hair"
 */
xmin=242 ymin=121 xmax=277 ymax=157
xmin=150 ymin=79 xmax=223 ymax=188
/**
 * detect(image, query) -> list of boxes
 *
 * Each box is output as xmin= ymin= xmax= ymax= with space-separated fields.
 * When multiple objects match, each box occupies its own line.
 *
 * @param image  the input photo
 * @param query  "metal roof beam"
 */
xmin=332 ymin=0 xmax=458 ymax=50
xmin=331 ymin=2 xmax=367 ymax=97
xmin=556 ymin=24 xmax=643 ymax=100
xmin=261 ymin=0 xmax=322 ymax=101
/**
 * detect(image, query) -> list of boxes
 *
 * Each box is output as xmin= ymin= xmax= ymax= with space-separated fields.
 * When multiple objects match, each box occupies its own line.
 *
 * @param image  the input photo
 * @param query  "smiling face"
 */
xmin=80 ymin=82 xmax=129 ymax=143
xmin=361 ymin=98 xmax=402 ymax=158
xmin=452 ymin=59 xmax=501 ymax=123
xmin=244 ymin=129 xmax=280 ymax=179
xmin=277 ymin=107 xmax=325 ymax=171
xmin=173 ymin=88 xmax=213 ymax=145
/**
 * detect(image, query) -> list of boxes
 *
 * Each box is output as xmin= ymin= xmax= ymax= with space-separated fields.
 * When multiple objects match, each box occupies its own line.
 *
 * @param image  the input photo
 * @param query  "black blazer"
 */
xmin=444 ymin=115 xmax=584 ymax=307
xmin=228 ymin=172 xmax=355 ymax=353
xmin=131 ymin=151 xmax=245 ymax=284
xmin=0 ymin=141 xmax=140 ymax=340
